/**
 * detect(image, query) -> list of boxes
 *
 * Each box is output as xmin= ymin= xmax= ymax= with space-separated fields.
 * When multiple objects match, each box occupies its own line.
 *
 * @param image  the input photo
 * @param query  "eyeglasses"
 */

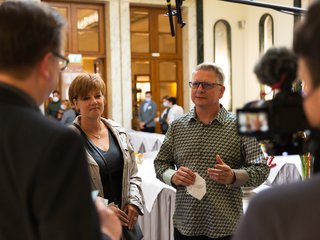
xmin=52 ymin=52 xmax=69 ymax=71
xmin=188 ymin=81 xmax=222 ymax=90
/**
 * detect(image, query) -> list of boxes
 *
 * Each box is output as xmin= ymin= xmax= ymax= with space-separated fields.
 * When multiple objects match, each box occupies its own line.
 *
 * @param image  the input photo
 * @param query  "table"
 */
xmin=138 ymin=188 xmax=175 ymax=240
xmin=243 ymin=154 xmax=303 ymax=212
xmin=136 ymin=152 xmax=304 ymax=237
xmin=136 ymin=151 xmax=175 ymax=240
xmin=266 ymin=154 xmax=302 ymax=185
xmin=126 ymin=130 xmax=165 ymax=153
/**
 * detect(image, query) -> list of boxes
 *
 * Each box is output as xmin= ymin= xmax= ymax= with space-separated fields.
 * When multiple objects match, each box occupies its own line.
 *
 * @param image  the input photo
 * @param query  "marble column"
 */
xmin=106 ymin=0 xmax=123 ymax=125
xmin=106 ymin=0 xmax=198 ymax=128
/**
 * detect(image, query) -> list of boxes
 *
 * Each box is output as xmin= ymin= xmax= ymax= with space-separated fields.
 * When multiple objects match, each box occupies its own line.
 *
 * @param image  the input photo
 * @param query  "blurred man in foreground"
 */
xmin=0 ymin=1 xmax=120 ymax=239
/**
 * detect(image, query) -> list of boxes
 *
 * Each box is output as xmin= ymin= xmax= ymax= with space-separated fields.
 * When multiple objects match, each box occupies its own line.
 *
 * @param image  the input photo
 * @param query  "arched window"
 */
xmin=259 ymin=14 xmax=274 ymax=53
xmin=259 ymin=14 xmax=274 ymax=100
xmin=213 ymin=20 xmax=232 ymax=110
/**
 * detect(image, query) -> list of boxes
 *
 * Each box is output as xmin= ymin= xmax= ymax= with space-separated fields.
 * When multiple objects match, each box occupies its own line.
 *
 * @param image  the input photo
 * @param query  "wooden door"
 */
xmin=130 ymin=6 xmax=183 ymax=131
xmin=45 ymin=1 xmax=107 ymax=116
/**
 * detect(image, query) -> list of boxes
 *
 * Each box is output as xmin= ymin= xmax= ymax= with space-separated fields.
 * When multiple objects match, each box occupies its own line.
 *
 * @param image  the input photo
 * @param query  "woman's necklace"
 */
xmin=81 ymin=121 xmax=102 ymax=139
xmin=87 ymin=128 xmax=101 ymax=139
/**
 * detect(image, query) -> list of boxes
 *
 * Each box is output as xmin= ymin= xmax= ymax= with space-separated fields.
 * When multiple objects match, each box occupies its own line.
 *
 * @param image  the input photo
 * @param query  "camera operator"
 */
xmin=232 ymin=2 xmax=320 ymax=240
xmin=238 ymin=46 xmax=308 ymax=156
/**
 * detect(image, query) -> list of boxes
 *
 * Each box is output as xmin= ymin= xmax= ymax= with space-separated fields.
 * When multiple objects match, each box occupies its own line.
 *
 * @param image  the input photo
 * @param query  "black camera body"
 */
xmin=237 ymin=47 xmax=309 ymax=155
xmin=237 ymin=91 xmax=308 ymax=155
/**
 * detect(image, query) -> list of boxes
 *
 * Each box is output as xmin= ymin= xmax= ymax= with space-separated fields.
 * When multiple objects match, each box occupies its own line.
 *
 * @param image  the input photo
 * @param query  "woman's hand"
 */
xmin=124 ymin=204 xmax=140 ymax=230
xmin=109 ymin=205 xmax=129 ymax=227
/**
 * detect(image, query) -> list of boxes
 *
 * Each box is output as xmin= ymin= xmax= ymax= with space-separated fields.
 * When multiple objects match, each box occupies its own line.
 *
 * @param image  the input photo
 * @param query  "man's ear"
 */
xmin=38 ymin=52 xmax=52 ymax=80
xmin=219 ymin=85 xmax=226 ymax=99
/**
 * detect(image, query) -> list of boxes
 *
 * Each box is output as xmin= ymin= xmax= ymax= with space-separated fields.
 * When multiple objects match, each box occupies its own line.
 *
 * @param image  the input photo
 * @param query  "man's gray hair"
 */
xmin=192 ymin=62 xmax=225 ymax=85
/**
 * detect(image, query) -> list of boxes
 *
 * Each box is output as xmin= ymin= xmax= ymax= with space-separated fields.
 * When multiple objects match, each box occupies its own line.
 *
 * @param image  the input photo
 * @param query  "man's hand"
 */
xmin=95 ymin=198 xmax=121 ymax=240
xmin=171 ymin=166 xmax=196 ymax=186
xmin=207 ymin=155 xmax=235 ymax=185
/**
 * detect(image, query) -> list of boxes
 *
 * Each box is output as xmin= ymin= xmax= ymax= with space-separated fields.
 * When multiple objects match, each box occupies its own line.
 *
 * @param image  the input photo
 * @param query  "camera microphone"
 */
xmin=166 ymin=0 xmax=175 ymax=36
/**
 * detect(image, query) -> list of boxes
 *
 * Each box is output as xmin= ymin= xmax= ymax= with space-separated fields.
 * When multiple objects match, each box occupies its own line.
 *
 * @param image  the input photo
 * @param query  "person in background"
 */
xmin=167 ymin=97 xmax=184 ymax=124
xmin=154 ymin=62 xmax=269 ymax=240
xmin=56 ymin=108 xmax=64 ymax=121
xmin=69 ymin=73 xmax=144 ymax=238
xmin=60 ymin=99 xmax=77 ymax=125
xmin=0 ymin=1 xmax=120 ymax=240
xmin=46 ymin=89 xmax=61 ymax=119
xmin=232 ymin=2 xmax=320 ymax=239
xmin=155 ymin=96 xmax=171 ymax=134
xmin=138 ymin=91 xmax=157 ymax=133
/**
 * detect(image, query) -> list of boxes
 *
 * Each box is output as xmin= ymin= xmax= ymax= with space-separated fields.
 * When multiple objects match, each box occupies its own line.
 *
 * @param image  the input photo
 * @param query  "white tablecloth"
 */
xmin=137 ymin=151 xmax=175 ymax=240
xmin=137 ymin=151 xmax=175 ymax=212
xmin=243 ymin=154 xmax=303 ymax=212
xmin=126 ymin=130 xmax=165 ymax=153
xmin=266 ymin=154 xmax=302 ymax=185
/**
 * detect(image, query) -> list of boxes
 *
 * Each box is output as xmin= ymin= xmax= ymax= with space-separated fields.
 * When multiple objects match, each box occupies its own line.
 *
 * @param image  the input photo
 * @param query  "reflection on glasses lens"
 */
xmin=52 ymin=52 xmax=69 ymax=71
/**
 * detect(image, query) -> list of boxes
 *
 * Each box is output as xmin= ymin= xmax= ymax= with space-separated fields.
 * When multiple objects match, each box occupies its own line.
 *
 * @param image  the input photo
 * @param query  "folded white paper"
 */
xmin=186 ymin=173 xmax=206 ymax=200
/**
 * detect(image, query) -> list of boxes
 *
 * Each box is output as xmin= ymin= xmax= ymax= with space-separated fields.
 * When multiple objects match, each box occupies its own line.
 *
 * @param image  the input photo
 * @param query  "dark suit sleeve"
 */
xmin=32 ymin=130 xmax=107 ymax=240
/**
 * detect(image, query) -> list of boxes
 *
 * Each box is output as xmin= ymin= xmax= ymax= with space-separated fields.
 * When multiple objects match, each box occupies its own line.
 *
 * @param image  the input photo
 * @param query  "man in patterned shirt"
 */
xmin=154 ymin=62 xmax=270 ymax=240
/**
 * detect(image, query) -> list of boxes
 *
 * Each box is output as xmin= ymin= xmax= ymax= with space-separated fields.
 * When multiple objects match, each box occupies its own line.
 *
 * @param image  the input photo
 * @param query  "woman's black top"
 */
xmin=86 ymin=127 xmax=124 ymax=206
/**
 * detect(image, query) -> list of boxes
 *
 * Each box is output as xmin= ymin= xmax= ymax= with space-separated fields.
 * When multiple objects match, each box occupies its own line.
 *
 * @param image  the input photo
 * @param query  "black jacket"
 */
xmin=0 ymin=83 xmax=108 ymax=240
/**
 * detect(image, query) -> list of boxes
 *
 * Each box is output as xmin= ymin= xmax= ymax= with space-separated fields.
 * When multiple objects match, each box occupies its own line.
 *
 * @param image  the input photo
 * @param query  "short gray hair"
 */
xmin=192 ymin=62 xmax=225 ymax=85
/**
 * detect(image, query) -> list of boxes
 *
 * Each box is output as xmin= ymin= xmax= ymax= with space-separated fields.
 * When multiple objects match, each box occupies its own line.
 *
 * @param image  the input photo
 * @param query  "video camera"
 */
xmin=237 ymin=47 xmax=309 ymax=156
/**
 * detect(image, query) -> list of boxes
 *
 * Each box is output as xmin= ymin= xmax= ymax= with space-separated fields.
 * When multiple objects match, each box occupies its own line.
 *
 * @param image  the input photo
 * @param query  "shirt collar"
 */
xmin=187 ymin=104 xmax=228 ymax=125
xmin=0 ymin=82 xmax=40 ymax=111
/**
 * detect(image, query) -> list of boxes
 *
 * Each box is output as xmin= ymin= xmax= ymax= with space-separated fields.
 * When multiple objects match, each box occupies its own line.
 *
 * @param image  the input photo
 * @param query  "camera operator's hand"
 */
xmin=171 ymin=166 xmax=196 ymax=186
xmin=266 ymin=156 xmax=276 ymax=168
xmin=95 ymin=197 xmax=121 ymax=240
xmin=207 ymin=155 xmax=236 ymax=185
xmin=108 ymin=204 xmax=129 ymax=227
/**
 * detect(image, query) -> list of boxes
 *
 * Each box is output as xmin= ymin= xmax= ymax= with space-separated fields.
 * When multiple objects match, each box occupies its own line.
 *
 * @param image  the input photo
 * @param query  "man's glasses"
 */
xmin=188 ymin=81 xmax=222 ymax=90
xmin=52 ymin=52 xmax=69 ymax=71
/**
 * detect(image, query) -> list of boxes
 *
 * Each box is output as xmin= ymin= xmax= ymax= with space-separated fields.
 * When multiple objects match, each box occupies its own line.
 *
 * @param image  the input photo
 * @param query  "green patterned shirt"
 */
xmin=154 ymin=106 xmax=270 ymax=238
